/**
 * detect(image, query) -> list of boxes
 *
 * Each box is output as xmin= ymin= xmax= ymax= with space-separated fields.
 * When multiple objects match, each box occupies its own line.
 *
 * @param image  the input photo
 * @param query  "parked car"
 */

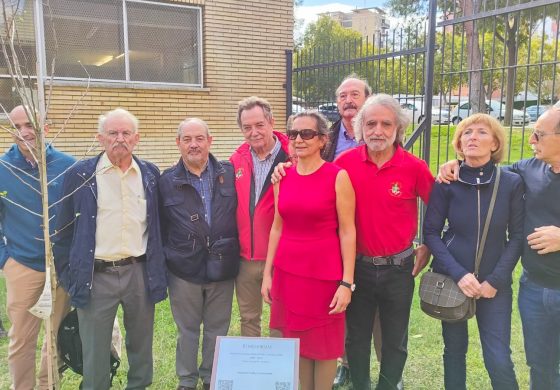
xmin=401 ymin=102 xmax=425 ymax=124
xmin=431 ymin=107 xmax=451 ymax=124
xmin=450 ymin=100 xmax=530 ymax=126
xmin=525 ymin=105 xmax=548 ymax=122
xmin=318 ymin=103 xmax=340 ymax=123
xmin=291 ymin=103 xmax=305 ymax=114
xmin=400 ymin=101 xmax=452 ymax=125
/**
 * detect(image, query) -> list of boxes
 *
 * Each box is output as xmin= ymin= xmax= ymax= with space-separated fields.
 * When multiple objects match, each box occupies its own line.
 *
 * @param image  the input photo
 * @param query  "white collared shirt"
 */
xmin=94 ymin=153 xmax=147 ymax=261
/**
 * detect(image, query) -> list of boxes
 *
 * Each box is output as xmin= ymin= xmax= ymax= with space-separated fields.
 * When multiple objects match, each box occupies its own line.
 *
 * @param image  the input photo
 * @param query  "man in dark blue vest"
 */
xmin=159 ymin=118 xmax=239 ymax=390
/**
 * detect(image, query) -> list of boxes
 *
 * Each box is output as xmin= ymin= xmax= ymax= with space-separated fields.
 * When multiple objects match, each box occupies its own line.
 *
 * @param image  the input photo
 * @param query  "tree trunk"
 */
xmin=503 ymin=15 xmax=518 ymax=126
xmin=463 ymin=0 xmax=484 ymax=114
xmin=34 ymin=1 xmax=59 ymax=383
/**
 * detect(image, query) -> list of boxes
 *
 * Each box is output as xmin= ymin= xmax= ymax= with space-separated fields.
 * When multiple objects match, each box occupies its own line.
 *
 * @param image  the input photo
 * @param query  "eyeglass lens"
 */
xmin=287 ymin=129 xmax=319 ymax=140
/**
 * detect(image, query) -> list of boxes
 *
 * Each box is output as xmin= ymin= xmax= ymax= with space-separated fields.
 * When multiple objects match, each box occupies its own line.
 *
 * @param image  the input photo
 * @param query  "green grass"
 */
xmin=0 ymin=265 xmax=529 ymax=389
xmin=407 ymin=123 xmax=535 ymax=174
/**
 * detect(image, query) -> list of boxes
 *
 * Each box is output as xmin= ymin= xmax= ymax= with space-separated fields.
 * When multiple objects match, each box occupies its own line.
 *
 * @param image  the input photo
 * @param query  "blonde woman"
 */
xmin=423 ymin=113 xmax=524 ymax=389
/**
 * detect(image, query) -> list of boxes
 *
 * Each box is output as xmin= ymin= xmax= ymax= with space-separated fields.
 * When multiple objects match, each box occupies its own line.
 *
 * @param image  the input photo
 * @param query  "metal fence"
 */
xmin=287 ymin=0 xmax=560 ymax=168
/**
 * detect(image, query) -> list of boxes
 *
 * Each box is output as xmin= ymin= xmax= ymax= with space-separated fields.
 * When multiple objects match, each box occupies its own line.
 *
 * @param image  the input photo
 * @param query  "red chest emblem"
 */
xmin=235 ymin=168 xmax=244 ymax=179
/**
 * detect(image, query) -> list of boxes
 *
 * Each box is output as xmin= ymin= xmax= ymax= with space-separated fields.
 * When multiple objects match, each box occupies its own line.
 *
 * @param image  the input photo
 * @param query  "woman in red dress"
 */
xmin=261 ymin=111 xmax=356 ymax=390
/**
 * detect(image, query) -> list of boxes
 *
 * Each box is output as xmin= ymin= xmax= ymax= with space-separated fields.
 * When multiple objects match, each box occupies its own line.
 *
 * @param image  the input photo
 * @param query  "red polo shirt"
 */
xmin=335 ymin=144 xmax=434 ymax=257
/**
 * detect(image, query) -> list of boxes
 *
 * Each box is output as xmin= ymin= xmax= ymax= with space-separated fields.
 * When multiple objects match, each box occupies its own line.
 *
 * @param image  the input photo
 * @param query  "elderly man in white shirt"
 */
xmin=53 ymin=108 xmax=167 ymax=390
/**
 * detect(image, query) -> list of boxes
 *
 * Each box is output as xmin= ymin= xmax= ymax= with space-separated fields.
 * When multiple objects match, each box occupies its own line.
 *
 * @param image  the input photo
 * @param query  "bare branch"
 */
xmin=48 ymin=163 xmax=111 ymax=210
xmin=0 ymin=103 xmax=40 ymax=165
xmin=47 ymin=136 xmax=98 ymax=187
xmin=0 ymin=158 xmax=41 ymax=189
xmin=48 ymin=62 xmax=91 ymax=145
xmin=43 ymin=0 xmax=58 ymax=115
xmin=0 ymin=192 xmax=43 ymax=217
xmin=50 ymin=212 xmax=80 ymax=238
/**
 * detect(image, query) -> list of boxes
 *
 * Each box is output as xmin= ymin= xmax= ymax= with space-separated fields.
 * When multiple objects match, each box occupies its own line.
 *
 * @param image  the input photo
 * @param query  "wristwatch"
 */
xmin=339 ymin=280 xmax=356 ymax=292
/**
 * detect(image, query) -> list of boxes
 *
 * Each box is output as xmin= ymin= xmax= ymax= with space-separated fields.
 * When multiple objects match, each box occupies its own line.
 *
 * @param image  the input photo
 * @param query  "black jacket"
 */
xmin=159 ymin=154 xmax=239 ymax=284
xmin=321 ymin=119 xmax=342 ymax=162
xmin=423 ymin=161 xmax=525 ymax=290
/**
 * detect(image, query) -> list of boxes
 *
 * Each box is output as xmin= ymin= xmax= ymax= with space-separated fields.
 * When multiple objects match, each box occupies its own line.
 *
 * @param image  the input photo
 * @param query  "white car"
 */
xmin=292 ymin=104 xmax=305 ymax=114
xmin=451 ymin=100 xmax=530 ymax=125
xmin=400 ymin=102 xmax=425 ymax=124
xmin=401 ymin=102 xmax=451 ymax=125
xmin=431 ymin=107 xmax=451 ymax=124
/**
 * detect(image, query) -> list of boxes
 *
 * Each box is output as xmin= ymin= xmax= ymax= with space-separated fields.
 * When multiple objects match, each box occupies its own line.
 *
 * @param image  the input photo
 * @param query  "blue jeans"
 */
xmin=518 ymin=271 xmax=560 ymax=390
xmin=346 ymin=256 xmax=415 ymax=390
xmin=442 ymin=289 xmax=518 ymax=390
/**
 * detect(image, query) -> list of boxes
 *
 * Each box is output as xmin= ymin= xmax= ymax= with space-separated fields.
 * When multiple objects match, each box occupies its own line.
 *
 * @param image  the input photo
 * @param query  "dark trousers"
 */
xmin=78 ymin=262 xmax=155 ymax=390
xmin=518 ymin=271 xmax=560 ymax=390
xmin=442 ymin=289 xmax=518 ymax=390
xmin=346 ymin=256 xmax=415 ymax=390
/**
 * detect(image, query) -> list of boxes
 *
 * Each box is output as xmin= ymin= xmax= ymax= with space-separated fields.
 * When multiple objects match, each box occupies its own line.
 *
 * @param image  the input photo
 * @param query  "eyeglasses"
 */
xmin=286 ymin=129 xmax=320 ymax=140
xmin=106 ymin=130 xmax=134 ymax=139
xmin=531 ymin=130 xmax=560 ymax=142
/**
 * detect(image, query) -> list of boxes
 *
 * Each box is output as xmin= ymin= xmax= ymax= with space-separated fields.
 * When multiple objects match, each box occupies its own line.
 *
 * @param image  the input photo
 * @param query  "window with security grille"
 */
xmin=42 ymin=0 xmax=202 ymax=86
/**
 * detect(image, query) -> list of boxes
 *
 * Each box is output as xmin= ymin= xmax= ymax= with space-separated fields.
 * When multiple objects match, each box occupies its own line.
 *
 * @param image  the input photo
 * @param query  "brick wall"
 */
xmin=1 ymin=0 xmax=294 ymax=169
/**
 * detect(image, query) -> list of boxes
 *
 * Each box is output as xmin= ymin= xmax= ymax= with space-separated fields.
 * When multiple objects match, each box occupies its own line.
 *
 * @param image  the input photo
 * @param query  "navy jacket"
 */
xmin=159 ymin=154 xmax=239 ymax=284
xmin=53 ymin=153 xmax=167 ymax=308
xmin=423 ymin=161 xmax=525 ymax=290
xmin=321 ymin=119 xmax=342 ymax=162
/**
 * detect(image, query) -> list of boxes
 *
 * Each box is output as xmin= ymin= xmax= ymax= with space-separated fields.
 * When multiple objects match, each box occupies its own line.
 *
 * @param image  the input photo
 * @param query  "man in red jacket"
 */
xmin=230 ymin=96 xmax=290 ymax=337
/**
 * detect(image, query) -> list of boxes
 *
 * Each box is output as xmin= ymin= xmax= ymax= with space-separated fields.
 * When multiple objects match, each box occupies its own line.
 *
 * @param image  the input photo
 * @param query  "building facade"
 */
xmin=0 ymin=0 xmax=294 ymax=166
xmin=321 ymin=7 xmax=389 ymax=39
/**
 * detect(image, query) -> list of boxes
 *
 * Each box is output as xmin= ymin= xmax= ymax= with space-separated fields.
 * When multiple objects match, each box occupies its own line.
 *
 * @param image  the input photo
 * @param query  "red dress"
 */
xmin=270 ymin=162 xmax=345 ymax=360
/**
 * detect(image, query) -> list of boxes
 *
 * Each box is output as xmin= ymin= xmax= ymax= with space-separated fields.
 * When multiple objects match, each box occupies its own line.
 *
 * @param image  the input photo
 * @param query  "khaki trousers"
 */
xmin=234 ymin=260 xmax=281 ymax=338
xmin=4 ymin=257 xmax=70 ymax=390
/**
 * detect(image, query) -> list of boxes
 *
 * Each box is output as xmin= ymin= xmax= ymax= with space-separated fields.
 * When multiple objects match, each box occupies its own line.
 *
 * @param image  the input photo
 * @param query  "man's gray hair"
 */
xmin=335 ymin=73 xmax=373 ymax=98
xmin=177 ymin=118 xmax=211 ymax=138
xmin=353 ymin=94 xmax=410 ymax=143
xmin=98 ymin=108 xmax=139 ymax=134
xmin=552 ymin=101 xmax=560 ymax=132
xmin=237 ymin=96 xmax=274 ymax=128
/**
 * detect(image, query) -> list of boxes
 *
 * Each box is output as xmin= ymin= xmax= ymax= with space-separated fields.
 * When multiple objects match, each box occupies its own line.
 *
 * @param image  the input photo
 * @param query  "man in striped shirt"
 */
xmin=230 ymin=96 xmax=290 ymax=338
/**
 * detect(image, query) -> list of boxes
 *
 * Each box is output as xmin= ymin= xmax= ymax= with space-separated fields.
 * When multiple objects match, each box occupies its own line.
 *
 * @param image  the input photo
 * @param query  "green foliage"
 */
xmin=301 ymin=16 xmax=362 ymax=48
xmin=295 ymin=16 xmax=429 ymax=103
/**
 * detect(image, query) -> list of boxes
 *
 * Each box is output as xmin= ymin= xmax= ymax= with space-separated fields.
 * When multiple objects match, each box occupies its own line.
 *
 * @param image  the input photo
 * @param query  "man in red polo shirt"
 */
xmin=335 ymin=94 xmax=434 ymax=390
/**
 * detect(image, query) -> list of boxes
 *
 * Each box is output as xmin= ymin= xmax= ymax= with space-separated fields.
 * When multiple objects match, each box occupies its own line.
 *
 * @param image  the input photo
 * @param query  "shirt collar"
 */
xmin=250 ymin=135 xmax=280 ymax=162
xmin=182 ymin=159 xmax=210 ymax=178
xmin=360 ymin=143 xmax=404 ymax=166
xmin=98 ymin=152 xmax=140 ymax=175
xmin=458 ymin=159 xmax=496 ymax=185
xmin=12 ymin=143 xmax=55 ymax=168
xmin=339 ymin=121 xmax=355 ymax=141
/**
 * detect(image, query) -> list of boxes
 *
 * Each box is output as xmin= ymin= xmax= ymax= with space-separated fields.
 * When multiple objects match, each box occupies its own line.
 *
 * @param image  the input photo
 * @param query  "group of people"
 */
xmin=0 ymin=73 xmax=559 ymax=390
xmin=266 ymin=83 xmax=560 ymax=390
xmin=1 ymin=98 xmax=289 ymax=390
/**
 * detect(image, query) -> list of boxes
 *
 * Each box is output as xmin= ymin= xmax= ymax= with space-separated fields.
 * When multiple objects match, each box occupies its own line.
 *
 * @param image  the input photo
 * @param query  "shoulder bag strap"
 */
xmin=474 ymin=166 xmax=501 ymax=274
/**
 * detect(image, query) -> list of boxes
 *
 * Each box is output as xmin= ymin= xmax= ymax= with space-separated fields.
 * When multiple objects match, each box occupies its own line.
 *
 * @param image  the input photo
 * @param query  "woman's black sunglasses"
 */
xmin=286 ymin=129 xmax=320 ymax=140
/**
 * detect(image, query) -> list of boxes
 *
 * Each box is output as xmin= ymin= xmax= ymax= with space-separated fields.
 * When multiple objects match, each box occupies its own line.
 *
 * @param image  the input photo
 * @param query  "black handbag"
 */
xmin=206 ymin=237 xmax=240 ymax=282
xmin=419 ymin=167 xmax=500 ymax=323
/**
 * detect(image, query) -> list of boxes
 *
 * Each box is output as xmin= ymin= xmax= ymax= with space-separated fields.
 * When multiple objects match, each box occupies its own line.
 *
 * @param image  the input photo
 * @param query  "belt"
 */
xmin=358 ymin=246 xmax=414 ymax=266
xmin=94 ymin=254 xmax=146 ymax=272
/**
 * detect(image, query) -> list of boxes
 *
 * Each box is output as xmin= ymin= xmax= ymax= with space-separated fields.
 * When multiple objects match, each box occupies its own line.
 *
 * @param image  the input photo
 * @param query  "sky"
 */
xmin=301 ymin=0 xmax=385 ymax=6
xmin=295 ymin=0 xmax=390 ymax=40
